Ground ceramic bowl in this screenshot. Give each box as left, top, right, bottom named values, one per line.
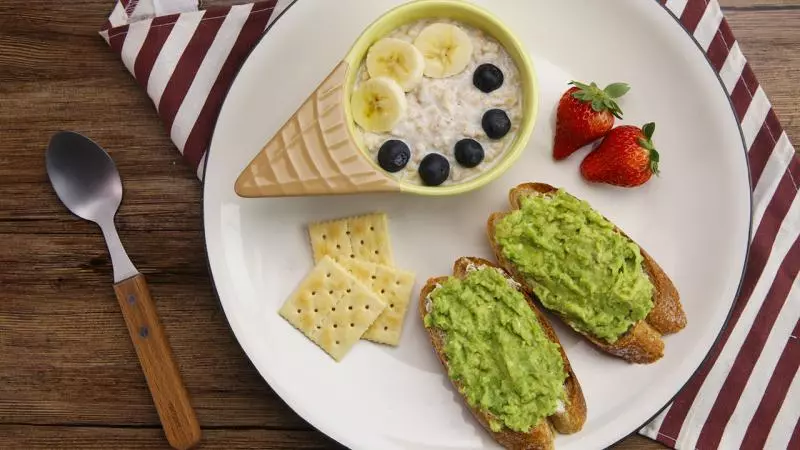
left=342, top=0, right=539, bottom=196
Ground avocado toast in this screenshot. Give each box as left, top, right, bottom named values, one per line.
left=488, top=183, right=687, bottom=364
left=420, top=257, right=586, bottom=450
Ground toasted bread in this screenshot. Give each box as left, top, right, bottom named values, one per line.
left=419, top=257, right=587, bottom=450
left=487, top=183, right=687, bottom=364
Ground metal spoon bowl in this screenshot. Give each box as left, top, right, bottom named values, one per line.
left=46, top=132, right=135, bottom=282
left=46, top=131, right=122, bottom=222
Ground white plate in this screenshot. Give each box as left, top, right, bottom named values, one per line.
left=204, top=1, right=752, bottom=448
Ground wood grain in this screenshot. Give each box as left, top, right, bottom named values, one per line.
left=0, top=425, right=342, bottom=449
left=113, top=274, right=202, bottom=450
left=0, top=0, right=797, bottom=449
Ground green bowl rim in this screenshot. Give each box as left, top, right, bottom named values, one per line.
left=342, top=0, right=539, bottom=196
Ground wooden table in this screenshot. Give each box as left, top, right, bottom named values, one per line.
left=1, top=0, right=797, bottom=448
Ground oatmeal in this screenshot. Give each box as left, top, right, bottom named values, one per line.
left=350, top=19, right=524, bottom=187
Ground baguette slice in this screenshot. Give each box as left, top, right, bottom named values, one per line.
left=420, top=257, right=587, bottom=450
left=487, top=182, right=687, bottom=364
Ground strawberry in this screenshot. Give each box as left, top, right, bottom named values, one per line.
left=580, top=122, right=660, bottom=188
left=553, top=81, right=630, bottom=160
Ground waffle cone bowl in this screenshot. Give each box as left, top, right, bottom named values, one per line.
left=235, top=0, right=538, bottom=198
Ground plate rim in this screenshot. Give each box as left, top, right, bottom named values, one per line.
left=201, top=0, right=754, bottom=448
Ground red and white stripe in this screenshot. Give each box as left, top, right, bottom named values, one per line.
left=100, top=0, right=290, bottom=179
left=640, top=1, right=800, bottom=449
left=101, top=1, right=799, bottom=448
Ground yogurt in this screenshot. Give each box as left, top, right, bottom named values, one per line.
left=354, top=19, right=524, bottom=186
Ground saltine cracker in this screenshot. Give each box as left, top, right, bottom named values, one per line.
left=279, top=256, right=386, bottom=360
left=308, top=213, right=393, bottom=265
left=339, top=259, right=415, bottom=346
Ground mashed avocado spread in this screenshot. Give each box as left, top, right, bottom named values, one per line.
left=494, top=190, right=655, bottom=343
left=424, top=267, right=567, bottom=433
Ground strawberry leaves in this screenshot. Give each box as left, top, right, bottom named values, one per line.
left=604, top=83, right=631, bottom=99
left=638, top=122, right=660, bottom=175
left=569, top=80, right=631, bottom=119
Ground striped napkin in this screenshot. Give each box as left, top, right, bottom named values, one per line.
left=100, top=1, right=799, bottom=448
left=99, top=0, right=292, bottom=179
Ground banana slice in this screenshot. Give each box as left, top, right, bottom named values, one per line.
left=351, top=77, right=408, bottom=133
left=366, top=38, right=425, bottom=91
left=413, top=23, right=473, bottom=78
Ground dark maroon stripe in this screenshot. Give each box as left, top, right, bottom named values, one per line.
left=659, top=160, right=798, bottom=442
left=730, top=69, right=754, bottom=120
left=748, top=111, right=779, bottom=188
left=107, top=23, right=132, bottom=39
left=741, top=61, right=759, bottom=93
left=157, top=7, right=231, bottom=134
left=150, top=14, right=180, bottom=26
left=182, top=2, right=277, bottom=169
left=764, top=108, right=783, bottom=142
left=740, top=318, right=800, bottom=449
left=680, top=0, right=709, bottom=34
left=718, top=19, right=735, bottom=50
left=789, top=418, right=800, bottom=450
left=125, top=0, right=140, bottom=16
left=655, top=430, right=677, bottom=448
left=707, top=31, right=731, bottom=72
left=694, top=234, right=800, bottom=449
left=108, top=25, right=130, bottom=54
left=132, top=14, right=180, bottom=88
left=791, top=152, right=800, bottom=184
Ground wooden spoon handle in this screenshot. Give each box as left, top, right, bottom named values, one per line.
left=114, top=274, right=201, bottom=450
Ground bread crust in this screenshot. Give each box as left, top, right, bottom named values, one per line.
left=419, top=257, right=587, bottom=449
left=488, top=182, right=687, bottom=364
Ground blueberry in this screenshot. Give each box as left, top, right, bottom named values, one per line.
left=418, top=153, right=450, bottom=186
left=377, top=140, right=411, bottom=173
left=454, top=139, right=485, bottom=168
left=473, top=64, right=504, bottom=93
left=482, top=109, right=511, bottom=140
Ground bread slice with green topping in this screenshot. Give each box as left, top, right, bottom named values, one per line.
left=419, top=257, right=586, bottom=450
left=487, top=183, right=687, bottom=364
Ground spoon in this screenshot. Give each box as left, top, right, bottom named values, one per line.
left=45, top=131, right=201, bottom=450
